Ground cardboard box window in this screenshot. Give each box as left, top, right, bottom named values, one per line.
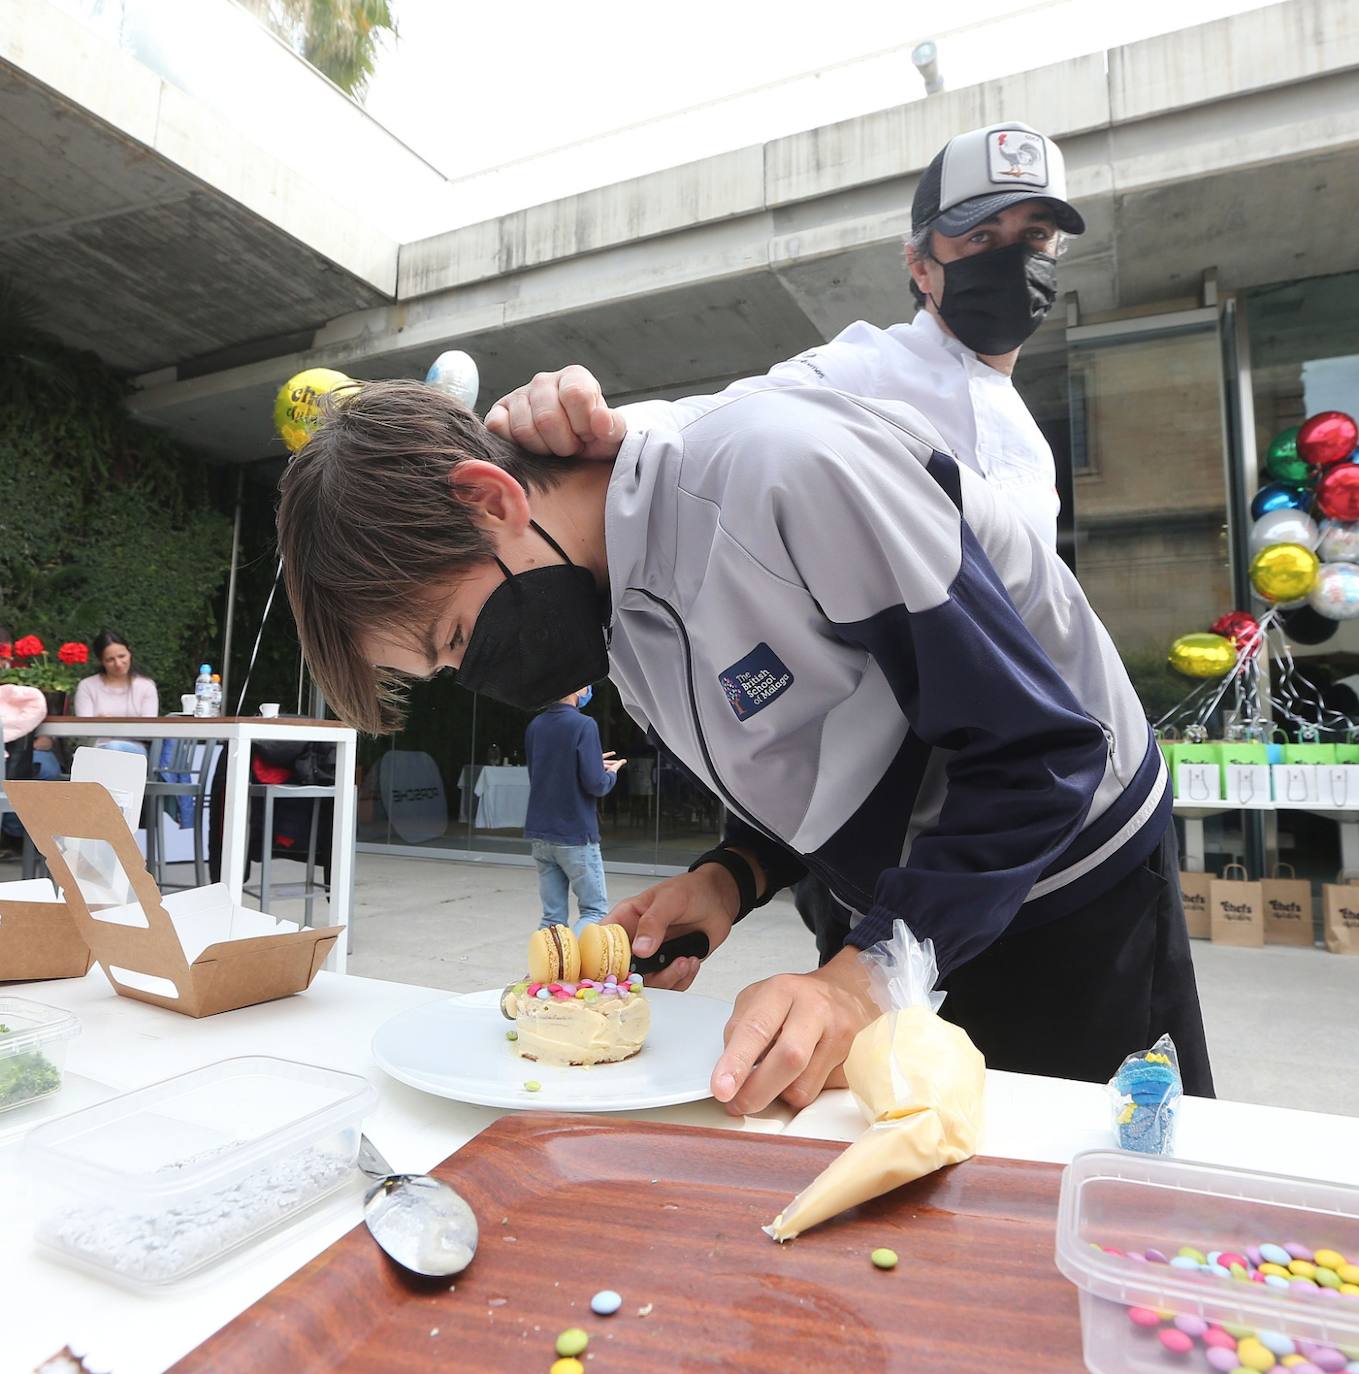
left=6, top=781, right=341, bottom=1017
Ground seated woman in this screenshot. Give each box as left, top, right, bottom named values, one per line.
left=73, top=630, right=159, bottom=755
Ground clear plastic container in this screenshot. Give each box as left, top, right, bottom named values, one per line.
left=1057, top=1150, right=1359, bottom=1374
left=24, top=1055, right=377, bottom=1288
left=0, top=996, right=80, bottom=1115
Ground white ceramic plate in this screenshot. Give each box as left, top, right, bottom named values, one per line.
left=371, top=988, right=732, bottom=1112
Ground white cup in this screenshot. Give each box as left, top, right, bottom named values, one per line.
left=180, top=694, right=197, bottom=715
left=258, top=703, right=280, bottom=718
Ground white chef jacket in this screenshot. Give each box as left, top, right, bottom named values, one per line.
left=621, top=309, right=1060, bottom=548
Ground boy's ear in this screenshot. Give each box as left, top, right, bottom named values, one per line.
left=448, top=460, right=530, bottom=531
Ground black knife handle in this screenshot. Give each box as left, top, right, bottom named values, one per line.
left=630, top=930, right=711, bottom=975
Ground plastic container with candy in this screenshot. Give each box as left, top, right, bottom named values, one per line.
left=1056, top=1150, right=1359, bottom=1374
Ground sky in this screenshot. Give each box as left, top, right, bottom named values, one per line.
left=361, top=0, right=1284, bottom=225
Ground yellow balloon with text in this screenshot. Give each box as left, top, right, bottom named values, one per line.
left=273, top=367, right=355, bottom=453
left=1168, top=633, right=1236, bottom=679
left=1249, top=542, right=1320, bottom=603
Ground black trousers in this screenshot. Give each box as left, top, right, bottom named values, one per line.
left=794, top=824, right=1215, bottom=1097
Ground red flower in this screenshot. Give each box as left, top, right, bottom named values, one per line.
left=13, top=634, right=44, bottom=658
left=0, top=642, right=11, bottom=660
left=57, top=642, right=90, bottom=665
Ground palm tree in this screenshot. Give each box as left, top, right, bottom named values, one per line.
left=239, top=0, right=397, bottom=100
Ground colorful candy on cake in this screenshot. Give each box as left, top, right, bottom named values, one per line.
left=500, top=923, right=650, bottom=1066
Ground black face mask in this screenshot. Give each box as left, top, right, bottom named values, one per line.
left=933, top=241, right=1058, bottom=356
left=455, top=522, right=610, bottom=712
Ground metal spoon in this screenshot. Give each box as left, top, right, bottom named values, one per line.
left=357, top=1134, right=479, bottom=1277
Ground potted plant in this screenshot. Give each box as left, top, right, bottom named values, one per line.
left=0, top=635, right=90, bottom=716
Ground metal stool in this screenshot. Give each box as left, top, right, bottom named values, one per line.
left=143, top=738, right=213, bottom=890
left=243, top=782, right=335, bottom=926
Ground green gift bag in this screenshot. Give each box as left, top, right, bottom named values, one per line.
left=1172, top=742, right=1222, bottom=801
left=1212, top=741, right=1269, bottom=767
left=1334, top=743, right=1359, bottom=765
left=1282, top=743, right=1338, bottom=764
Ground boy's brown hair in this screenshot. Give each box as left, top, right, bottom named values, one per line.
left=276, top=378, right=569, bottom=734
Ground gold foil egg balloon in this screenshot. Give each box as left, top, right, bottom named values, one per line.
left=274, top=367, right=355, bottom=453
left=1249, top=542, right=1319, bottom=603
left=1168, top=633, right=1236, bottom=679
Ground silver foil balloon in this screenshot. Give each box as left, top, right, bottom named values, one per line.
left=1249, top=508, right=1320, bottom=555
left=1308, top=561, right=1359, bottom=620
left=424, top=350, right=481, bottom=409
left=1318, top=518, right=1359, bottom=564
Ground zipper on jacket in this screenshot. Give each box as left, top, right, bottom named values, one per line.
left=632, top=588, right=786, bottom=850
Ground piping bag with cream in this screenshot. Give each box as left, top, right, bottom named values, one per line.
left=764, top=920, right=985, bottom=1242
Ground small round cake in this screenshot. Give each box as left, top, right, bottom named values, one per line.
left=503, top=924, right=650, bottom=1066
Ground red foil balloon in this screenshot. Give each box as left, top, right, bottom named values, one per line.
left=1298, top=410, right=1359, bottom=468
left=1209, top=611, right=1261, bottom=651
left=1316, top=461, right=1359, bottom=521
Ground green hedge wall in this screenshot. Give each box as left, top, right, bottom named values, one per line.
left=0, top=330, right=234, bottom=695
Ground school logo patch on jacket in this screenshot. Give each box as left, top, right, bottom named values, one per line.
left=719, top=643, right=794, bottom=720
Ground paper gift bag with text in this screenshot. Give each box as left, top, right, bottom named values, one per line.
left=1170, top=743, right=1220, bottom=802
left=1271, top=764, right=1319, bottom=806
left=1316, top=764, right=1359, bottom=809
left=1322, top=884, right=1359, bottom=955
left=1259, top=865, right=1314, bottom=948
left=1209, top=864, right=1264, bottom=948
left=1178, top=869, right=1213, bottom=940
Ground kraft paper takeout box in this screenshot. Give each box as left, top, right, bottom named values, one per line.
left=0, top=878, right=94, bottom=982
left=6, top=780, right=342, bottom=1017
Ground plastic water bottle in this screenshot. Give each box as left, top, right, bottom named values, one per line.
left=193, top=664, right=213, bottom=718
left=209, top=674, right=223, bottom=717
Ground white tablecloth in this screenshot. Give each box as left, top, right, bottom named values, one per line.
left=472, top=764, right=530, bottom=830
left=6, top=966, right=1359, bottom=1373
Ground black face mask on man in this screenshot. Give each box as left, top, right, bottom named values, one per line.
left=932, top=240, right=1058, bottom=356
left=455, top=521, right=610, bottom=712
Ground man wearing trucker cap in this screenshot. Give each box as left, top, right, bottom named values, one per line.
left=488, top=118, right=1081, bottom=548
left=486, top=119, right=1100, bottom=984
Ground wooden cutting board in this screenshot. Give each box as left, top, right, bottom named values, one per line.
left=172, top=1114, right=1083, bottom=1373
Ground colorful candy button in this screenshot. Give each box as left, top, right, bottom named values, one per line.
left=590, top=1289, right=622, bottom=1316
left=871, top=1248, right=899, bottom=1270
left=1316, top=1268, right=1343, bottom=1289
left=1285, top=1244, right=1315, bottom=1261
left=1176, top=1316, right=1210, bottom=1339
left=506, top=1029, right=518, bottom=1041
left=1261, top=1264, right=1290, bottom=1278
left=1178, top=1247, right=1209, bottom=1264
left=1171, top=1256, right=1203, bottom=1270
left=555, top=1329, right=589, bottom=1358
left=1259, top=1334, right=1297, bottom=1359
left=1340, top=1265, right=1359, bottom=1285
left=1290, top=1260, right=1318, bottom=1279
left=1260, top=1244, right=1293, bottom=1266
left=1206, top=1329, right=1239, bottom=1350
left=1237, top=1338, right=1278, bottom=1371
left=524, top=1080, right=541, bottom=1091
left=1129, top=1308, right=1162, bottom=1328
left=1315, top=1250, right=1347, bottom=1271
left=550, top=1361, right=584, bottom=1374
left=1208, top=1350, right=1241, bottom=1374
left=1161, top=1329, right=1196, bottom=1355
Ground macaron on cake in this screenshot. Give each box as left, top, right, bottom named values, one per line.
left=501, top=923, right=650, bottom=1067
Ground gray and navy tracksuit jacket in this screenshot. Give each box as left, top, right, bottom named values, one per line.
left=602, top=386, right=1169, bottom=978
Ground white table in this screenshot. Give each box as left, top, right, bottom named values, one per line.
left=42, top=717, right=357, bottom=972
left=1175, top=800, right=1359, bottom=873
left=6, top=967, right=1359, bottom=1373
left=472, top=763, right=531, bottom=830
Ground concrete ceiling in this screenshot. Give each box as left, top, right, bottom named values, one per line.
left=0, top=59, right=389, bottom=375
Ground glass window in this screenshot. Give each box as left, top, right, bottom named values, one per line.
left=1063, top=318, right=1232, bottom=720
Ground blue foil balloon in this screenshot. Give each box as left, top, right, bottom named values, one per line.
left=1251, top=482, right=1311, bottom=520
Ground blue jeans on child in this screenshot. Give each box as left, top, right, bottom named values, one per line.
left=531, top=839, right=609, bottom=929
